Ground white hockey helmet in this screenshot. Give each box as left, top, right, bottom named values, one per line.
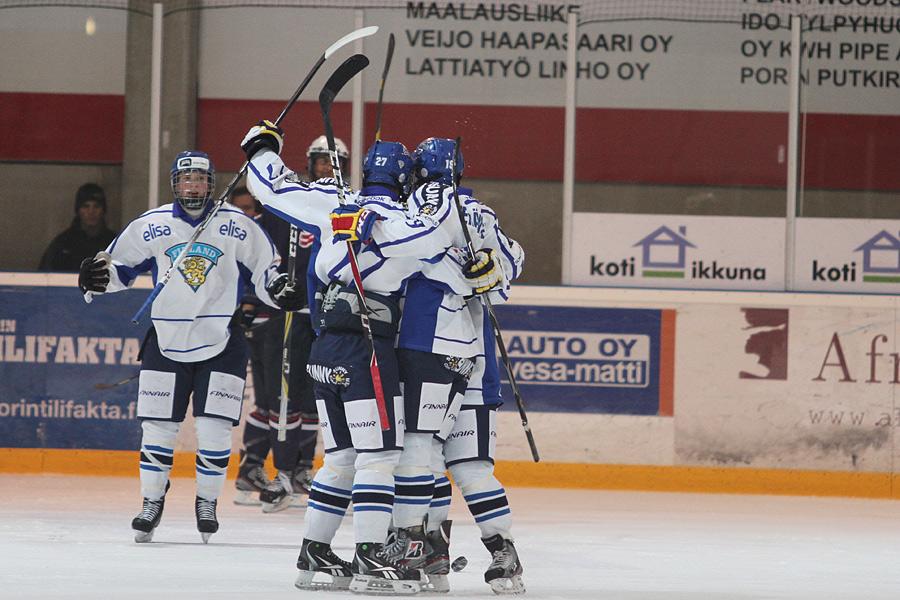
left=307, top=135, right=349, bottom=176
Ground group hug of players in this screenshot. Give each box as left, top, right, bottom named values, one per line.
left=78, top=120, right=526, bottom=595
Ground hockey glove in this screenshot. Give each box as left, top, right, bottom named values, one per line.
left=241, top=120, right=284, bottom=161
left=330, top=204, right=381, bottom=243
left=266, top=273, right=305, bottom=312
left=78, top=252, right=111, bottom=294
left=464, top=249, right=503, bottom=294
left=237, top=302, right=259, bottom=330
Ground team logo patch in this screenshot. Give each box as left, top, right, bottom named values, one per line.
left=418, top=202, right=439, bottom=217
left=165, top=243, right=224, bottom=291
left=329, top=366, right=351, bottom=387
left=444, top=356, right=475, bottom=379
left=307, top=364, right=351, bottom=388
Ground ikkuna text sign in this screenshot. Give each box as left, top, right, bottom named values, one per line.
left=571, top=213, right=786, bottom=290
left=794, top=218, right=900, bottom=294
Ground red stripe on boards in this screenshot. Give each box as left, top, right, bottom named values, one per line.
left=4, top=92, right=900, bottom=192
left=0, top=92, right=124, bottom=163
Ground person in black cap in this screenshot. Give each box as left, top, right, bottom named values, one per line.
left=38, top=183, right=118, bottom=272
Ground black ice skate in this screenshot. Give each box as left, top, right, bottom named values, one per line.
left=195, top=497, right=219, bottom=543
left=482, top=534, right=525, bottom=595
left=233, top=463, right=270, bottom=506
left=131, top=496, right=165, bottom=543
left=260, top=470, right=294, bottom=513
left=349, top=542, right=421, bottom=595
left=423, top=520, right=452, bottom=593
left=383, top=526, right=429, bottom=569
left=294, top=539, right=353, bottom=591
left=292, top=465, right=314, bottom=495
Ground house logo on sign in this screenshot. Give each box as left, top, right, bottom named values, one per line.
left=633, top=225, right=695, bottom=279
left=853, top=231, right=900, bottom=283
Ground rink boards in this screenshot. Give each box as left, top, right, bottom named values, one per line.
left=4, top=273, right=900, bottom=498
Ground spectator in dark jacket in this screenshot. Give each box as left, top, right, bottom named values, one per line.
left=38, top=183, right=117, bottom=272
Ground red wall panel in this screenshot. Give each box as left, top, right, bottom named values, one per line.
left=4, top=91, right=900, bottom=193
left=0, top=92, right=124, bottom=163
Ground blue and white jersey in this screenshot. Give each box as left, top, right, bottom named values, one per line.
left=246, top=149, right=469, bottom=299
left=104, top=202, right=282, bottom=363
left=395, top=184, right=525, bottom=359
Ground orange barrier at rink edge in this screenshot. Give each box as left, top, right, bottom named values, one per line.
left=3, top=448, right=900, bottom=500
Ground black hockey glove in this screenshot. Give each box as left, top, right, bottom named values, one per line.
left=241, top=120, right=284, bottom=161
left=266, top=273, right=305, bottom=312
left=78, top=253, right=111, bottom=294
left=237, top=303, right=258, bottom=330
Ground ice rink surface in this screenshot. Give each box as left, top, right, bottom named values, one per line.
left=3, top=474, right=900, bottom=599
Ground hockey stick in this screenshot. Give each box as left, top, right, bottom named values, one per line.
left=319, top=54, right=391, bottom=432
left=373, top=33, right=395, bottom=142
left=93, top=373, right=139, bottom=390
left=450, top=138, right=540, bottom=462
left=131, top=25, right=379, bottom=324
left=276, top=225, right=300, bottom=442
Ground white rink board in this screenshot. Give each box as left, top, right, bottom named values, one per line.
left=499, top=286, right=900, bottom=473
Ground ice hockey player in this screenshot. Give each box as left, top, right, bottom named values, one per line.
left=243, top=121, right=481, bottom=594
left=239, top=134, right=350, bottom=513
left=78, top=151, right=305, bottom=543
left=388, top=138, right=527, bottom=595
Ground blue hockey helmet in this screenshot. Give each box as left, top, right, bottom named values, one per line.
left=411, top=137, right=464, bottom=186
left=170, top=151, right=215, bottom=214
left=362, top=141, right=412, bottom=196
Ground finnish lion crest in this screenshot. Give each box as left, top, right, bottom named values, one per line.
left=165, top=243, right=224, bottom=291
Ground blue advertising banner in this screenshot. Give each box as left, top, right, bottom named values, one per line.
left=492, top=305, right=675, bottom=416
left=0, top=283, right=145, bottom=450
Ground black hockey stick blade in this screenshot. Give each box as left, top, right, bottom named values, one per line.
left=94, top=373, right=139, bottom=390
left=374, top=33, right=395, bottom=142
left=319, top=54, right=370, bottom=148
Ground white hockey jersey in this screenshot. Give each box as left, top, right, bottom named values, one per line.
left=396, top=184, right=525, bottom=359
left=103, top=202, right=282, bottom=362
left=246, top=149, right=472, bottom=300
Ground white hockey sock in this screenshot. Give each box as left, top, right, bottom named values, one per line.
left=304, top=449, right=354, bottom=543
left=393, top=433, right=435, bottom=528
left=427, top=474, right=452, bottom=531
left=195, top=416, right=232, bottom=501
left=353, top=450, right=401, bottom=543
left=139, top=420, right=179, bottom=500
left=451, top=461, right=514, bottom=540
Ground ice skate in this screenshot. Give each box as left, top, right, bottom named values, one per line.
left=290, top=466, right=313, bottom=507
left=383, top=526, right=429, bottom=569
left=482, top=534, right=525, bottom=595
left=292, top=465, right=314, bottom=494
left=233, top=463, right=269, bottom=506
left=195, top=497, right=219, bottom=543
left=131, top=496, right=165, bottom=543
left=349, top=542, right=421, bottom=595
left=260, top=470, right=294, bottom=513
left=294, top=538, right=353, bottom=591
left=422, top=520, right=452, bottom=593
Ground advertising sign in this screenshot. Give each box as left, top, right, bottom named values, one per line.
left=0, top=284, right=144, bottom=450
left=493, top=304, right=675, bottom=416
left=795, top=218, right=900, bottom=293
left=674, top=301, right=900, bottom=472
left=570, top=213, right=786, bottom=290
